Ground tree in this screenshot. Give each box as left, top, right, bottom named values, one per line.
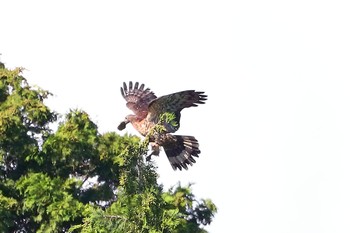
left=0, top=62, right=217, bottom=232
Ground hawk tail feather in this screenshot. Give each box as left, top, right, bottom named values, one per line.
left=162, top=135, right=200, bottom=171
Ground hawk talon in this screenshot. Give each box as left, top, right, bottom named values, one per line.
left=146, top=147, right=159, bottom=162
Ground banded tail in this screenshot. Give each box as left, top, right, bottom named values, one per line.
left=160, top=135, right=200, bottom=170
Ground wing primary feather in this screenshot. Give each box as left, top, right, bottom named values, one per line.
left=139, top=84, right=145, bottom=91
left=120, top=81, right=158, bottom=118
left=123, top=82, right=127, bottom=93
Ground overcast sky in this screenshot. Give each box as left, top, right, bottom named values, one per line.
left=1, top=1, right=350, bottom=232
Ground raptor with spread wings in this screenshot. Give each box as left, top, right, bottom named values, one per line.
left=118, top=81, right=207, bottom=170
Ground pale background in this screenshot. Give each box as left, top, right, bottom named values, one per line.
left=1, top=1, right=350, bottom=232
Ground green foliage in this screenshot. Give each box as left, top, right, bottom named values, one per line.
left=158, top=112, right=178, bottom=131
left=0, top=63, right=217, bottom=232
left=144, top=112, right=178, bottom=145
left=0, top=188, right=18, bottom=231
left=42, top=110, right=100, bottom=178
left=16, top=173, right=85, bottom=232
left=0, top=66, right=57, bottom=180
left=155, top=112, right=178, bottom=133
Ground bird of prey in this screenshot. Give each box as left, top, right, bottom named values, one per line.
left=118, top=81, right=207, bottom=170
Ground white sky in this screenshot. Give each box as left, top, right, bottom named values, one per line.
left=1, top=1, right=350, bottom=232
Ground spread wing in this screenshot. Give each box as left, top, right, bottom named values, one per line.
left=120, top=81, right=157, bottom=119
left=147, top=90, right=207, bottom=128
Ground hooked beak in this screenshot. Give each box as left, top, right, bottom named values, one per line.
left=117, top=119, right=129, bottom=131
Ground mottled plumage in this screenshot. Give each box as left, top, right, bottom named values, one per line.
left=118, top=81, right=207, bottom=170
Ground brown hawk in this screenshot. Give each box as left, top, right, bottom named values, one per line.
left=118, top=81, right=207, bottom=170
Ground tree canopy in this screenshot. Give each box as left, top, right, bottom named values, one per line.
left=0, top=62, right=217, bottom=232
